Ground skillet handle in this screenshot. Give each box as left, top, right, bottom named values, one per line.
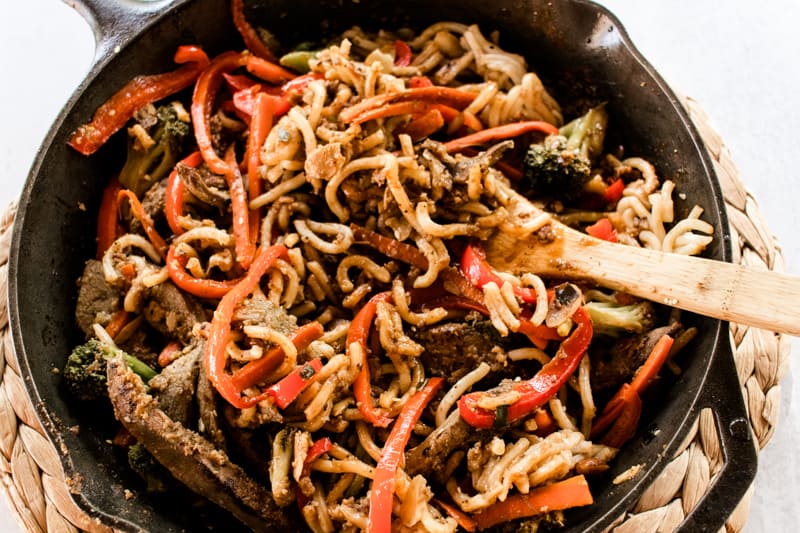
left=677, top=335, right=758, bottom=531
left=64, top=0, right=180, bottom=61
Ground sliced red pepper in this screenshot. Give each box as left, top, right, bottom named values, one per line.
left=117, top=189, right=167, bottom=255
left=458, top=307, right=592, bottom=429
left=602, top=178, right=625, bottom=204
left=223, top=72, right=258, bottom=92
left=435, top=499, right=477, bottom=532
left=281, top=72, right=324, bottom=95
left=157, top=341, right=183, bottom=368
left=585, top=218, right=617, bottom=242
left=96, top=175, right=123, bottom=259
left=245, top=54, right=297, bottom=84
left=205, top=245, right=288, bottom=408
left=350, top=224, right=429, bottom=270
left=444, top=121, right=559, bottom=153
left=590, top=334, right=674, bottom=447
left=340, top=86, right=477, bottom=124
left=166, top=244, right=243, bottom=299
left=347, top=100, right=432, bottom=125
left=232, top=85, right=292, bottom=120
left=192, top=50, right=247, bottom=175
left=349, top=292, right=394, bottom=428
left=247, top=92, right=274, bottom=249
left=223, top=146, right=253, bottom=269
left=231, top=321, right=324, bottom=390
left=408, top=76, right=433, bottom=89
left=104, top=309, right=132, bottom=340
left=230, top=0, right=278, bottom=62
left=368, top=377, right=444, bottom=533
left=394, top=40, right=412, bottom=67
left=461, top=242, right=538, bottom=303
left=296, top=437, right=334, bottom=508
left=69, top=45, right=210, bottom=156
left=165, top=151, right=203, bottom=236
left=266, top=358, right=324, bottom=409
left=471, top=475, right=593, bottom=530
left=397, top=107, right=445, bottom=141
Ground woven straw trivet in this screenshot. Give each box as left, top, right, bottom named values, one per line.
left=0, top=96, right=789, bottom=533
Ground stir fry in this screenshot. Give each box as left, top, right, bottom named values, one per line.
left=64, top=2, right=714, bottom=531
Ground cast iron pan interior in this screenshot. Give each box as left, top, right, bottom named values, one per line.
left=9, top=0, right=755, bottom=531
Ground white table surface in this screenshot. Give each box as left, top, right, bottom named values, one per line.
left=0, top=1, right=797, bottom=531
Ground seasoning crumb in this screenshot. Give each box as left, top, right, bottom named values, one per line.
left=124, top=489, right=134, bottom=500
left=613, top=463, right=643, bottom=484
left=77, top=202, right=86, bottom=212
left=69, top=425, right=80, bottom=435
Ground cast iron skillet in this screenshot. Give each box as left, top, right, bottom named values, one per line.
left=9, top=0, right=757, bottom=531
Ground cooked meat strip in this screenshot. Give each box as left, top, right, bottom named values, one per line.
left=412, top=320, right=511, bottom=385
left=142, top=281, right=206, bottom=343
left=590, top=322, right=682, bottom=397
left=148, top=346, right=200, bottom=426
left=75, top=259, right=121, bottom=337
left=196, top=340, right=228, bottom=451
left=107, top=356, right=292, bottom=531
left=233, top=295, right=297, bottom=335
left=177, top=161, right=229, bottom=210
left=405, top=410, right=481, bottom=482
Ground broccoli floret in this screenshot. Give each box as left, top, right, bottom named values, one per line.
left=63, top=338, right=157, bottom=402
left=127, top=442, right=175, bottom=493
left=523, top=104, right=608, bottom=199
left=119, top=102, right=191, bottom=196
left=585, top=299, right=656, bottom=337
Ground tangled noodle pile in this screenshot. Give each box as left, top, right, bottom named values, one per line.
left=65, top=2, right=714, bottom=531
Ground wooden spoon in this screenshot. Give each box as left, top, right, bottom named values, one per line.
left=485, top=189, right=800, bottom=336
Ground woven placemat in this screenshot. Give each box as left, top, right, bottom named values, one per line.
left=0, top=96, right=789, bottom=533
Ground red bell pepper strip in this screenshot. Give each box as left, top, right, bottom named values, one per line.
left=267, top=358, right=324, bottom=409
left=223, top=72, right=258, bottom=92
left=247, top=92, right=274, bottom=248
left=394, top=40, right=412, bottom=66
left=408, top=76, right=433, bottom=88
left=166, top=244, right=243, bottom=299
left=165, top=151, right=203, bottom=236
left=117, top=189, right=167, bottom=255
left=230, top=0, right=278, bottom=62
left=443, top=121, right=559, bottom=153
left=223, top=146, right=253, bottom=269
left=435, top=499, right=477, bottom=532
left=157, top=341, right=182, bottom=368
left=340, top=86, right=477, bottom=124
left=104, top=309, right=132, bottom=340
left=69, top=45, right=210, bottom=156
left=397, top=107, right=445, bottom=141
left=602, top=178, right=625, bottom=204
left=205, top=244, right=288, bottom=408
left=471, top=475, right=594, bottom=530
left=368, top=377, right=444, bottom=533
left=233, top=86, right=292, bottom=119
left=281, top=72, right=324, bottom=95
left=585, top=218, right=617, bottom=242
left=349, top=292, right=394, bottom=428
left=590, top=334, right=674, bottom=447
left=245, top=54, right=297, bottom=84
left=96, top=175, right=123, bottom=259
left=533, top=408, right=556, bottom=437
left=461, top=242, right=538, bottom=303
left=231, top=321, right=324, bottom=390
left=350, top=224, right=429, bottom=270
left=458, top=307, right=592, bottom=429
left=347, top=100, right=432, bottom=125
left=192, top=50, right=247, bottom=175
left=296, top=436, right=334, bottom=508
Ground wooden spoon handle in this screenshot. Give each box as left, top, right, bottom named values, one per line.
left=488, top=229, right=800, bottom=336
